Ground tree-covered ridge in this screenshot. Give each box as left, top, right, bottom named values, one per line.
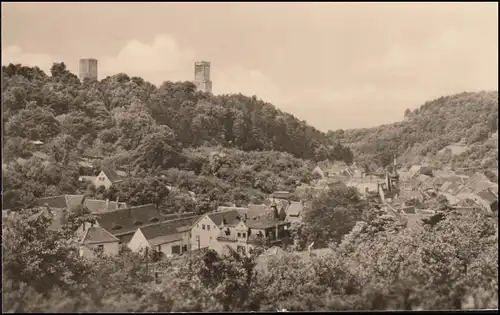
left=329, top=91, right=498, bottom=170
left=2, top=62, right=352, bottom=161
left=1, top=62, right=352, bottom=211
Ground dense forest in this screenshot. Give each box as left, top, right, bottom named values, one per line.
left=1, top=62, right=353, bottom=211
left=331, top=91, right=498, bottom=170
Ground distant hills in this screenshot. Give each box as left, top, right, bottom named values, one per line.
left=328, top=91, right=498, bottom=170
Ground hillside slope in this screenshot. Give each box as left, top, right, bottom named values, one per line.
left=329, top=91, right=498, bottom=170
left=1, top=62, right=352, bottom=210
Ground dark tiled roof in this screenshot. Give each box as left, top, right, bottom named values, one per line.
left=139, top=215, right=200, bottom=247
left=102, top=168, right=124, bottom=183
left=247, top=204, right=273, bottom=219
left=84, top=199, right=128, bottom=214
left=161, top=212, right=198, bottom=221
left=80, top=226, right=119, bottom=244
left=477, top=189, right=497, bottom=204
left=118, top=233, right=134, bottom=244
left=216, top=206, right=248, bottom=212
left=95, top=204, right=162, bottom=235
left=35, top=195, right=85, bottom=209
left=141, top=216, right=200, bottom=240
left=208, top=209, right=242, bottom=226
left=245, top=219, right=289, bottom=230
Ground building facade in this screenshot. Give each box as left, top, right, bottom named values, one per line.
left=79, top=58, right=98, bottom=81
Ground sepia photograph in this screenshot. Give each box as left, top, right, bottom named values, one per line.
left=1, top=1, right=498, bottom=312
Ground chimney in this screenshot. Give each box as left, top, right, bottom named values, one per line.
left=83, top=222, right=86, bottom=231
left=116, top=195, right=119, bottom=207
left=275, top=224, right=279, bottom=241
left=106, top=198, right=109, bottom=210
left=244, top=213, right=247, bottom=222
left=271, top=202, right=279, bottom=220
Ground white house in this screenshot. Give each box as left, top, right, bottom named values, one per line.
left=77, top=222, right=120, bottom=259
left=128, top=216, right=199, bottom=257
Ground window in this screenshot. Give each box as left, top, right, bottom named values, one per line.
left=202, top=224, right=206, bottom=230
left=196, top=235, right=200, bottom=241
left=182, top=245, right=188, bottom=253
left=97, top=244, right=104, bottom=257
left=172, top=245, right=181, bottom=255
left=242, top=233, right=246, bottom=238
left=237, top=232, right=241, bottom=237
left=207, top=225, right=210, bottom=231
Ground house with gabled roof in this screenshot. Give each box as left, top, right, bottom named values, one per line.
left=190, top=209, right=242, bottom=251
left=312, top=166, right=325, bottom=179
left=212, top=211, right=291, bottom=256
left=128, top=215, right=200, bottom=258
left=93, top=168, right=126, bottom=189
left=34, top=195, right=85, bottom=230
left=77, top=222, right=120, bottom=259
left=87, top=204, right=165, bottom=244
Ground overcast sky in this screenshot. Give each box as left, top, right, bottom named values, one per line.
left=2, top=2, right=498, bottom=131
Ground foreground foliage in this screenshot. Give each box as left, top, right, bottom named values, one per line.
left=3, top=203, right=497, bottom=312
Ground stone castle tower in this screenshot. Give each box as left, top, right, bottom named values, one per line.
left=194, top=61, right=212, bottom=93
left=79, top=58, right=98, bottom=81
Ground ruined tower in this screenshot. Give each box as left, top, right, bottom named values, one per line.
left=194, top=61, right=212, bottom=93
left=79, top=58, right=98, bottom=81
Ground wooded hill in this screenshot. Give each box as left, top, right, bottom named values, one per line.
left=1, top=63, right=352, bottom=210
left=329, top=91, right=498, bottom=170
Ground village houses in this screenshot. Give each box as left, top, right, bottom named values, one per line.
left=79, top=168, right=128, bottom=190
left=77, top=222, right=121, bottom=259
left=128, top=215, right=200, bottom=257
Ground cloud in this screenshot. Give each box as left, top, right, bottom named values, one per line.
left=102, top=34, right=284, bottom=104
left=2, top=46, right=55, bottom=74
left=1, top=34, right=284, bottom=107
left=350, top=28, right=498, bottom=93
left=212, top=64, right=282, bottom=104
left=100, top=34, right=196, bottom=84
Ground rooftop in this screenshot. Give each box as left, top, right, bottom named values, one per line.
left=245, top=218, right=290, bottom=230
left=79, top=226, right=119, bottom=245
left=95, top=204, right=163, bottom=236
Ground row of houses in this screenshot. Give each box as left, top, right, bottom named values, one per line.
left=397, top=167, right=498, bottom=213
left=26, top=191, right=303, bottom=260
